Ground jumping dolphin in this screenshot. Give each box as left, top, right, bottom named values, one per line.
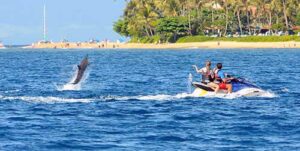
left=72, top=55, right=89, bottom=84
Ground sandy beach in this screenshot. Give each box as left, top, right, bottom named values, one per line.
left=122, top=41, right=300, bottom=49
left=26, top=41, right=300, bottom=49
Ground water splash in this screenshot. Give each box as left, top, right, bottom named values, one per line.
left=56, top=66, right=90, bottom=91
left=187, top=73, right=193, bottom=94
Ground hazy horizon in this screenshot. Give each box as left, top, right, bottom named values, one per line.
left=0, top=0, right=126, bottom=45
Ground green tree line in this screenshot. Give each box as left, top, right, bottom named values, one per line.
left=114, top=0, right=300, bottom=43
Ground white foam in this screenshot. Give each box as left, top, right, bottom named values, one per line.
left=191, top=88, right=278, bottom=99
left=101, top=89, right=277, bottom=101
left=235, top=88, right=277, bottom=98
left=137, top=94, right=186, bottom=101
left=0, top=89, right=277, bottom=104
left=4, top=89, right=20, bottom=94
left=281, top=87, right=289, bottom=92
left=57, top=83, right=81, bottom=91
left=0, top=95, right=92, bottom=103
left=102, top=93, right=193, bottom=101
left=257, top=90, right=278, bottom=98
left=0, top=87, right=278, bottom=104
left=56, top=67, right=90, bottom=91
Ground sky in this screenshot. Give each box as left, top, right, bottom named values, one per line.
left=0, top=0, right=126, bottom=45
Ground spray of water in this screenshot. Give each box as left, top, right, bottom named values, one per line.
left=56, top=66, right=90, bottom=91
left=187, top=73, right=193, bottom=94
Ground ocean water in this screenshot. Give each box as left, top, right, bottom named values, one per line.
left=0, top=48, right=299, bottom=150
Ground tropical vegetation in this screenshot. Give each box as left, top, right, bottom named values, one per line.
left=114, top=0, right=300, bottom=43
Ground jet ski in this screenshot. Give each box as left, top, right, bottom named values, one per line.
left=191, top=78, right=265, bottom=97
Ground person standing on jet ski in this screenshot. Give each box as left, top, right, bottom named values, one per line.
left=213, top=63, right=233, bottom=94
left=192, top=61, right=219, bottom=92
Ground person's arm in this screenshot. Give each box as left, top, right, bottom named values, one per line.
left=222, top=74, right=234, bottom=82
left=192, top=65, right=201, bottom=73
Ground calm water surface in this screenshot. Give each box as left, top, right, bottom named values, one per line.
left=0, top=48, right=299, bottom=150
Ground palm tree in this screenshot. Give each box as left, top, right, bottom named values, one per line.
left=225, top=0, right=229, bottom=36
left=230, top=0, right=244, bottom=35
left=154, top=0, right=180, bottom=17
left=271, top=0, right=283, bottom=25
left=124, top=0, right=159, bottom=37
left=282, top=0, right=289, bottom=30
left=242, top=0, right=251, bottom=34
left=286, top=0, right=299, bottom=27
left=117, top=0, right=300, bottom=40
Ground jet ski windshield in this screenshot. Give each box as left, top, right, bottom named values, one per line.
left=231, top=78, right=259, bottom=92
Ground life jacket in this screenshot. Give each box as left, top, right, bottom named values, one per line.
left=213, top=69, right=223, bottom=83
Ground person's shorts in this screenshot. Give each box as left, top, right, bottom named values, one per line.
left=219, top=82, right=227, bottom=89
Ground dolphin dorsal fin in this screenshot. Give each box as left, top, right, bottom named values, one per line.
left=77, top=65, right=81, bottom=70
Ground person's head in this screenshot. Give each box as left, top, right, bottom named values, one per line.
left=217, top=63, right=222, bottom=69
left=205, top=60, right=211, bottom=67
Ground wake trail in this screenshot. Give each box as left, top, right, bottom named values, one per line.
left=102, top=89, right=277, bottom=101
left=0, top=89, right=277, bottom=104
left=0, top=95, right=92, bottom=103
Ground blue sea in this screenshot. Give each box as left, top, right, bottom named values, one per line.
left=0, top=48, right=299, bottom=150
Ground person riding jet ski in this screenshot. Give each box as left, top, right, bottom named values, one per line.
left=191, top=62, right=264, bottom=97
left=192, top=61, right=219, bottom=92
left=213, top=63, right=233, bottom=94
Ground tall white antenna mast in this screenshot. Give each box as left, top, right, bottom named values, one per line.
left=43, top=3, right=47, bottom=41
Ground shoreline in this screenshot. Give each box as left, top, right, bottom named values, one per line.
left=122, top=41, right=300, bottom=49
left=23, top=41, right=300, bottom=49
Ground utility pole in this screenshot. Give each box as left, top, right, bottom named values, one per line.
left=43, top=3, right=47, bottom=41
